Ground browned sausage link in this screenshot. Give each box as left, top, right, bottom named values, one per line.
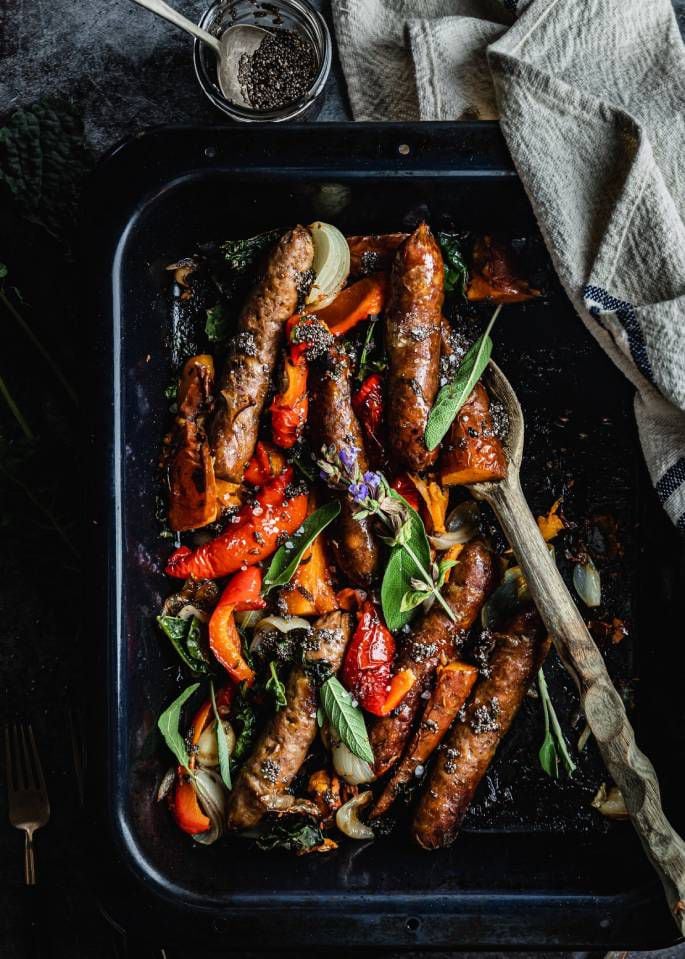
left=369, top=540, right=495, bottom=776
left=411, top=608, right=550, bottom=850
left=309, top=350, right=380, bottom=587
left=226, top=611, right=352, bottom=830
left=385, top=223, right=444, bottom=473
left=210, top=225, right=314, bottom=482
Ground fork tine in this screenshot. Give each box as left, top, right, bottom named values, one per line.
left=26, top=725, right=47, bottom=794
left=4, top=725, right=15, bottom=793
left=11, top=724, right=26, bottom=790
left=20, top=724, right=36, bottom=789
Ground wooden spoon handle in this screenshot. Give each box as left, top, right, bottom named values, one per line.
left=482, top=473, right=685, bottom=932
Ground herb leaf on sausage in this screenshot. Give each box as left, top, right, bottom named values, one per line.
left=263, top=500, right=340, bottom=591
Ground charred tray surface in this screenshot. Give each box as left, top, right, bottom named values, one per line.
left=85, top=124, right=685, bottom=951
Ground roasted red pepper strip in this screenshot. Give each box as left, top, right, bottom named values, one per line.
left=210, top=569, right=266, bottom=684
left=270, top=354, right=309, bottom=449
left=217, top=566, right=266, bottom=612
left=165, top=468, right=308, bottom=580
left=244, top=441, right=287, bottom=486
left=341, top=601, right=413, bottom=717
left=352, top=372, right=385, bottom=460
left=390, top=474, right=421, bottom=514
left=286, top=313, right=330, bottom=364
left=172, top=774, right=211, bottom=835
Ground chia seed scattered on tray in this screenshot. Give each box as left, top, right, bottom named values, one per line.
left=470, top=697, right=501, bottom=734
left=238, top=30, right=317, bottom=111
left=233, top=330, right=257, bottom=356
left=261, top=759, right=280, bottom=783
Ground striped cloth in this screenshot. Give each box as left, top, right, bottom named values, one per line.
left=332, top=0, right=685, bottom=529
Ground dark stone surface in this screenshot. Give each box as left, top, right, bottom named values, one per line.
left=0, top=2, right=684, bottom=957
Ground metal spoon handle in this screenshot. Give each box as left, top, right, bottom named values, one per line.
left=129, top=0, right=221, bottom=53
left=482, top=472, right=685, bottom=933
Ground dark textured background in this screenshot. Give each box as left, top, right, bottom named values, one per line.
left=1, top=1, right=685, bottom=957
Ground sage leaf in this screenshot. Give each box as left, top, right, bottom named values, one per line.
left=425, top=305, right=502, bottom=451
left=210, top=681, right=232, bottom=790
left=438, top=232, right=469, bottom=296
left=157, top=614, right=210, bottom=675
left=380, top=492, right=432, bottom=632
left=537, top=668, right=576, bottom=778
left=157, top=683, right=200, bottom=773
left=263, top=500, right=340, bottom=591
left=320, top=676, right=374, bottom=764
left=399, top=589, right=429, bottom=614
left=266, top=661, right=287, bottom=710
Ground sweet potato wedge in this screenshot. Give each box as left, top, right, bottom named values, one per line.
left=439, top=382, right=507, bottom=486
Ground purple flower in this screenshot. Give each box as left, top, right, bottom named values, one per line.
left=348, top=482, right=369, bottom=504
left=363, top=471, right=382, bottom=491
left=338, top=446, right=359, bottom=474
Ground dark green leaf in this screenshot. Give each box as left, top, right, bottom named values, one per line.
left=221, top=230, right=282, bottom=272
left=320, top=676, right=374, bottom=764
left=157, top=683, right=200, bottom=772
left=205, top=303, right=230, bottom=343
left=232, top=685, right=257, bottom=763
left=263, top=500, right=340, bottom=590
left=266, top=661, right=287, bottom=710
left=438, top=232, right=469, bottom=295
left=157, top=615, right=210, bottom=675
left=210, top=681, right=232, bottom=790
left=380, top=492, right=432, bottom=632
left=255, top=816, right=323, bottom=852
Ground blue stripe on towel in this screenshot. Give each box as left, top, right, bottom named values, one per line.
left=655, top=457, right=685, bottom=504
left=583, top=284, right=654, bottom=384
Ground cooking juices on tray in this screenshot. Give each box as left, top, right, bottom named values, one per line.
left=157, top=221, right=558, bottom=853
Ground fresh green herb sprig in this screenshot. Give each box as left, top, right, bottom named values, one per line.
left=205, top=302, right=229, bottom=343
left=319, top=676, right=374, bottom=764
left=537, top=667, right=576, bottom=779
left=266, top=661, right=287, bottom=711
left=157, top=683, right=200, bottom=773
left=255, top=816, right=323, bottom=853
left=232, top=684, right=257, bottom=764
left=425, top=304, right=502, bottom=451
left=263, top=500, right=340, bottom=592
left=438, top=232, right=469, bottom=296
left=209, top=680, right=232, bottom=789
left=157, top=615, right=211, bottom=675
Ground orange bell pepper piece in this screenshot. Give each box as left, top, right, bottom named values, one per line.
left=309, top=274, right=388, bottom=336
left=376, top=668, right=416, bottom=717
left=172, top=774, right=211, bottom=835
left=270, top=355, right=309, bottom=449
left=209, top=568, right=265, bottom=685
left=282, top=504, right=338, bottom=616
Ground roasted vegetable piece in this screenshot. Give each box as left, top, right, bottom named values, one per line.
left=371, top=660, right=478, bottom=818
left=412, top=608, right=548, bottom=849
left=210, top=225, right=315, bottom=482
left=389, top=474, right=421, bottom=513
left=244, top=440, right=287, bottom=486
left=309, top=274, right=388, bottom=336
left=385, top=223, right=443, bottom=473
left=347, top=233, right=408, bottom=275
left=467, top=235, right=539, bottom=303
left=165, top=467, right=308, bottom=580
left=352, top=373, right=385, bottom=464
left=438, top=382, right=507, bottom=486
left=370, top=540, right=495, bottom=776
left=270, top=354, right=309, bottom=449
left=309, top=350, right=380, bottom=587
left=226, top=610, right=352, bottom=830
left=209, top=568, right=266, bottom=685
left=165, top=355, right=218, bottom=532
left=410, top=474, right=449, bottom=534
left=307, top=769, right=342, bottom=823
left=341, top=601, right=399, bottom=717
left=281, top=502, right=339, bottom=616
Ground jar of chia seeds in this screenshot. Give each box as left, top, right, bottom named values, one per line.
left=194, top=0, right=332, bottom=122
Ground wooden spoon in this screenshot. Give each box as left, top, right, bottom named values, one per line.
left=470, top=360, right=685, bottom=933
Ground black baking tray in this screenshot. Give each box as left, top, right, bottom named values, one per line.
left=84, top=123, right=685, bottom=951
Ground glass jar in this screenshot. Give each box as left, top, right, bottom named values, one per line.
left=194, top=0, right=332, bottom=122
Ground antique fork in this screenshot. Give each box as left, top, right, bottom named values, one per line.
left=4, top=722, right=50, bottom=884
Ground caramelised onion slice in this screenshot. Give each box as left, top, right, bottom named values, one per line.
left=336, top=790, right=375, bottom=840
left=306, top=221, right=350, bottom=310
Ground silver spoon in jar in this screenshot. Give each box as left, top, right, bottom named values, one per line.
left=129, top=0, right=269, bottom=107
left=470, top=360, right=685, bottom=934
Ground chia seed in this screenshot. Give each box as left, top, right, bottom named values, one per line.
left=238, top=30, right=317, bottom=112
left=470, top=697, right=501, bottom=734
left=261, top=759, right=280, bottom=784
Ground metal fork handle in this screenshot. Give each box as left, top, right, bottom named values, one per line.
left=24, top=830, right=36, bottom=885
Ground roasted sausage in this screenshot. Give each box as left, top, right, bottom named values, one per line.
left=411, top=608, right=549, bottom=849
left=371, top=660, right=478, bottom=818
left=226, top=610, right=352, bottom=831
left=309, top=349, right=380, bottom=587
left=164, top=355, right=218, bottom=532
left=439, top=382, right=507, bottom=486
left=385, top=223, right=444, bottom=473
left=369, top=540, right=495, bottom=776
left=210, top=225, right=314, bottom=482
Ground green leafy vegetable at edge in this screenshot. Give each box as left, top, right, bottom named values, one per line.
left=157, top=683, right=200, bottom=773
left=380, top=493, right=433, bottom=632
left=537, top=668, right=576, bottom=779
left=256, top=817, right=324, bottom=853
left=438, top=232, right=469, bottom=296
left=157, top=615, right=210, bottom=675
left=205, top=303, right=230, bottom=343
left=320, top=676, right=374, bottom=765
left=232, top=684, right=257, bottom=763
left=266, top=661, right=287, bottom=710
left=221, top=230, right=282, bottom=272
left=425, top=304, right=503, bottom=451
left=263, top=500, right=340, bottom=591
left=210, top=680, right=232, bottom=790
